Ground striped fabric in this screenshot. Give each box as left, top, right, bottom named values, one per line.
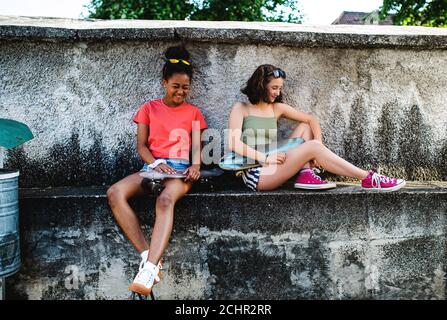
left=240, top=167, right=261, bottom=191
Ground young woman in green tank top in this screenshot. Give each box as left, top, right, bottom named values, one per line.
left=227, top=64, right=406, bottom=192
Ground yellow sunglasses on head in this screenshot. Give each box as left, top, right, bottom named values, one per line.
left=168, top=59, right=190, bottom=65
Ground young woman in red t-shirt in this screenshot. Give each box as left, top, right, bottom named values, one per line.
left=107, top=45, right=207, bottom=297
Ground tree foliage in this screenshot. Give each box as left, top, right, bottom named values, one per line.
left=86, top=0, right=194, bottom=20
left=380, top=0, right=447, bottom=27
left=86, top=0, right=303, bottom=23
left=189, top=0, right=303, bottom=23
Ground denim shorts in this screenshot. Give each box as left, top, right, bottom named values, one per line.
left=141, top=157, right=190, bottom=172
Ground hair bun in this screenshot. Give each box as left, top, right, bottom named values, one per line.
left=165, top=45, right=190, bottom=61
left=162, top=45, right=193, bottom=80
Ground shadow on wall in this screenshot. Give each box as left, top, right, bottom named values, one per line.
left=6, top=102, right=447, bottom=186
left=6, top=131, right=141, bottom=188
left=343, top=100, right=447, bottom=181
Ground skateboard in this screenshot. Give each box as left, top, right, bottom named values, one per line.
left=219, top=137, right=305, bottom=172
left=140, top=167, right=224, bottom=195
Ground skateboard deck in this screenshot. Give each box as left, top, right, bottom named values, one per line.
left=219, top=137, right=305, bottom=171
left=140, top=167, right=223, bottom=180
left=140, top=167, right=224, bottom=195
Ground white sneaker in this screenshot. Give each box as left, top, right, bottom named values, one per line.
left=129, top=261, right=159, bottom=296
left=139, top=250, right=162, bottom=283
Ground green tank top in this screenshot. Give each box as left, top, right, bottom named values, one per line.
left=241, top=115, right=278, bottom=148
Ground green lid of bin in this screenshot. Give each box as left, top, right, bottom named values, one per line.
left=0, top=118, right=34, bottom=150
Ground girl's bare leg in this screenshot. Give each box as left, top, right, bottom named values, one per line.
left=147, top=178, right=192, bottom=265
left=107, top=172, right=149, bottom=253
left=289, top=123, right=313, bottom=169
left=289, top=122, right=313, bottom=141
left=258, top=140, right=369, bottom=191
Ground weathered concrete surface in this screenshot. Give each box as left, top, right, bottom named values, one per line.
left=0, top=17, right=446, bottom=186
left=1, top=17, right=446, bottom=301
left=2, top=16, right=447, bottom=48
left=5, top=182, right=447, bottom=300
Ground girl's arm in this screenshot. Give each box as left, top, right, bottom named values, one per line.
left=276, top=103, right=323, bottom=142
left=228, top=102, right=269, bottom=163
left=136, top=123, right=156, bottom=164
left=183, top=123, right=202, bottom=182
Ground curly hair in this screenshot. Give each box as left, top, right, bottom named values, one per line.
left=241, top=64, right=285, bottom=105
left=162, top=45, right=193, bottom=81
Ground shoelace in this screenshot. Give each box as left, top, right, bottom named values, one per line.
left=311, top=168, right=322, bottom=181
left=139, top=261, right=162, bottom=282
left=371, top=172, right=393, bottom=188
left=140, top=259, right=163, bottom=271
left=138, top=264, right=159, bottom=286
left=140, top=251, right=163, bottom=270
left=140, top=251, right=163, bottom=283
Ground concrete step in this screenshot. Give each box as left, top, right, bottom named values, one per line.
left=6, top=181, right=447, bottom=300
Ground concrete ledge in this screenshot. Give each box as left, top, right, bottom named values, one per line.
left=6, top=182, right=447, bottom=299
left=1, top=16, right=447, bottom=49
left=18, top=180, right=447, bottom=199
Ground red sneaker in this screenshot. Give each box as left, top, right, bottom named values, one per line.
left=294, top=168, right=336, bottom=190
left=361, top=170, right=406, bottom=192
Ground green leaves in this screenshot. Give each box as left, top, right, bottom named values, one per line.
left=86, top=0, right=194, bottom=20
left=86, top=0, right=303, bottom=23
left=380, top=0, right=447, bottom=27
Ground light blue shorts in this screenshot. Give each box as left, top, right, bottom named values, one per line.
left=141, top=158, right=190, bottom=172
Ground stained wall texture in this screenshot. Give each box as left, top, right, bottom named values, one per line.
left=7, top=185, right=447, bottom=300
left=1, top=17, right=446, bottom=187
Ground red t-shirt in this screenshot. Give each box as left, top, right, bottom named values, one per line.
left=133, top=99, right=208, bottom=161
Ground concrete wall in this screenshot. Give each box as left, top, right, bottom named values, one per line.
left=7, top=184, right=447, bottom=300
left=1, top=17, right=447, bottom=300
left=1, top=17, right=447, bottom=187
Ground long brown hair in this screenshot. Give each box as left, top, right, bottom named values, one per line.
left=241, top=64, right=285, bottom=105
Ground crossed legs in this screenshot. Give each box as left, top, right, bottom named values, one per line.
left=147, top=179, right=191, bottom=264
left=107, top=173, right=191, bottom=265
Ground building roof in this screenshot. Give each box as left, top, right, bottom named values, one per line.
left=332, top=11, right=369, bottom=25
left=332, top=11, right=394, bottom=25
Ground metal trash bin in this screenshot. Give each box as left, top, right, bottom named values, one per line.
left=0, top=169, right=21, bottom=278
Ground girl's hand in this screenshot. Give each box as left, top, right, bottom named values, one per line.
left=183, top=164, right=201, bottom=182
left=155, top=163, right=176, bottom=175
left=265, top=152, right=286, bottom=165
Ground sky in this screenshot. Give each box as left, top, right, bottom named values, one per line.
left=0, top=0, right=384, bottom=25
